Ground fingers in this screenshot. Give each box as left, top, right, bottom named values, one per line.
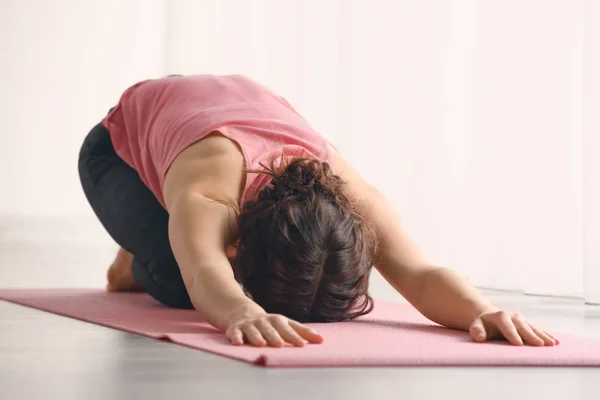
left=226, top=327, right=244, bottom=346
left=529, top=324, right=559, bottom=346
left=496, top=312, right=524, bottom=346
left=289, top=320, right=325, bottom=344
left=512, top=316, right=544, bottom=346
left=481, top=310, right=559, bottom=347
left=256, top=319, right=285, bottom=348
left=271, top=317, right=306, bottom=347
left=544, top=331, right=560, bottom=345
left=469, top=317, right=488, bottom=342
left=227, top=314, right=324, bottom=348
left=242, top=324, right=267, bottom=347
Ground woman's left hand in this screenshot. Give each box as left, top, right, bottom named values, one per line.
left=469, top=308, right=559, bottom=346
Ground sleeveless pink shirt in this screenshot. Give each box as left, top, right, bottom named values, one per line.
left=102, top=75, right=334, bottom=209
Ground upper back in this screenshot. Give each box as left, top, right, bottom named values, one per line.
left=103, top=74, right=333, bottom=209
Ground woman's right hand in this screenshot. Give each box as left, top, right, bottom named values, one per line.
left=226, top=310, right=324, bottom=347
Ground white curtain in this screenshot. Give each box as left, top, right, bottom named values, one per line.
left=164, top=0, right=600, bottom=304
left=0, top=0, right=165, bottom=216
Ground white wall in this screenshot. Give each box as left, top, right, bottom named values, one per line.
left=166, top=0, right=341, bottom=145
left=1, top=0, right=597, bottom=302
left=164, top=0, right=598, bottom=301
left=583, top=0, right=600, bottom=304
left=0, top=0, right=166, bottom=218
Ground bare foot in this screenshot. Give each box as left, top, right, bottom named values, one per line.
left=106, top=248, right=144, bottom=292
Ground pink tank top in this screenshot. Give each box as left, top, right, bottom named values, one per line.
left=102, top=75, right=334, bottom=209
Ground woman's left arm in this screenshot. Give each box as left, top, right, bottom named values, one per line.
left=331, top=151, right=558, bottom=346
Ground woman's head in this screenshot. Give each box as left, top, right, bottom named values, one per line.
left=233, top=157, right=378, bottom=322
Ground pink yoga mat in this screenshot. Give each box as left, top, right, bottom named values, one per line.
left=0, top=288, right=598, bottom=367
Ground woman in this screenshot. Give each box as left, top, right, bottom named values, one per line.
left=78, top=74, right=558, bottom=348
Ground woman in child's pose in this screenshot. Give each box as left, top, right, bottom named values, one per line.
left=78, top=74, right=558, bottom=348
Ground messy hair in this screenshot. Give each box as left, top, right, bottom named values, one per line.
left=233, top=157, right=378, bottom=322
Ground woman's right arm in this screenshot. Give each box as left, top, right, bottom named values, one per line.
left=168, top=191, right=323, bottom=347
left=162, top=138, right=323, bottom=347
left=167, top=191, right=261, bottom=332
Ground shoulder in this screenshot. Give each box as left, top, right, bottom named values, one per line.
left=162, top=132, right=246, bottom=211
left=328, top=144, right=382, bottom=205
left=329, top=145, right=368, bottom=188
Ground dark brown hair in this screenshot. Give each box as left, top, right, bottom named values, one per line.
left=233, top=157, right=378, bottom=322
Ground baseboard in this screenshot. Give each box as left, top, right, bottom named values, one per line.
left=0, top=215, right=114, bottom=245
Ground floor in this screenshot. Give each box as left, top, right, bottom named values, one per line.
left=1, top=241, right=599, bottom=400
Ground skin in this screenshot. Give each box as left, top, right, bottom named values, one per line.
left=108, top=132, right=559, bottom=348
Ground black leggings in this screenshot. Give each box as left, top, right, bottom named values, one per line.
left=78, top=121, right=193, bottom=309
